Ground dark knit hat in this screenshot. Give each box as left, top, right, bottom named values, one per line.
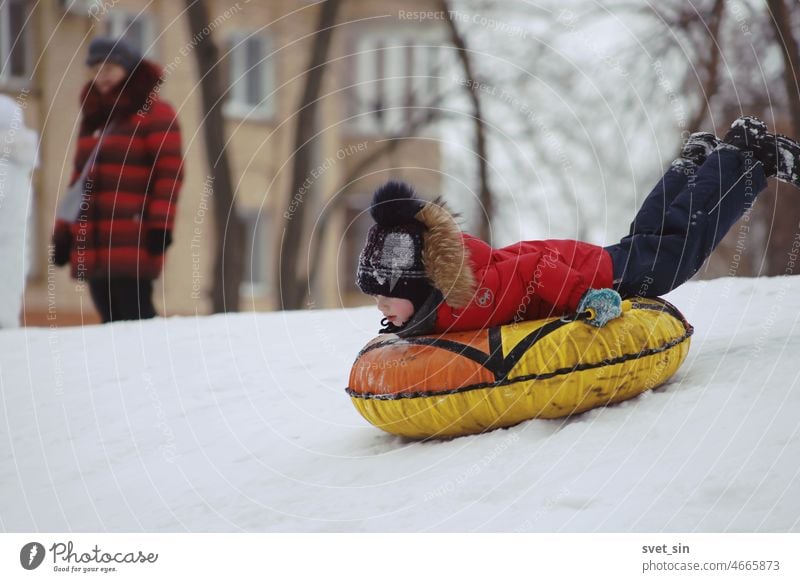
left=86, top=37, right=141, bottom=72
left=356, top=181, right=434, bottom=309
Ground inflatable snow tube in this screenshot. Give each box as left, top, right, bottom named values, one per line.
left=347, top=297, right=693, bottom=439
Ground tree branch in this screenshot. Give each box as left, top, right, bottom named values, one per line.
left=438, top=0, right=494, bottom=241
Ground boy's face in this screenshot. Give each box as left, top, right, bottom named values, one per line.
left=374, top=295, right=415, bottom=326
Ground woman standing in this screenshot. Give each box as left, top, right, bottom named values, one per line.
left=52, top=37, right=183, bottom=323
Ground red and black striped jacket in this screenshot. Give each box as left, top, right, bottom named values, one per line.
left=54, top=60, right=183, bottom=280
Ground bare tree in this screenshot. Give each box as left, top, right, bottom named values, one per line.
left=544, top=0, right=800, bottom=277
left=439, top=0, right=494, bottom=242
left=766, top=0, right=800, bottom=137
left=685, top=0, right=725, bottom=132
left=759, top=0, right=800, bottom=276
left=278, top=0, right=342, bottom=310
left=185, top=0, right=243, bottom=312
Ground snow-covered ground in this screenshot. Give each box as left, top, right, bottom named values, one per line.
left=1, top=276, right=799, bottom=532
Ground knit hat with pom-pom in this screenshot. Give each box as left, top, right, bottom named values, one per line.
left=356, top=181, right=434, bottom=309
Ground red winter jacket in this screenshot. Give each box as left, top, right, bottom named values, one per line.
left=53, top=60, right=183, bottom=280
left=432, top=234, right=614, bottom=333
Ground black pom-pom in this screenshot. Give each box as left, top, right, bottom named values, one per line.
left=370, top=180, right=425, bottom=226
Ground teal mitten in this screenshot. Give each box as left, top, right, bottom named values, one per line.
left=577, top=288, right=622, bottom=327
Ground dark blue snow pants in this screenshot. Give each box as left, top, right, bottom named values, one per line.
left=604, top=147, right=767, bottom=298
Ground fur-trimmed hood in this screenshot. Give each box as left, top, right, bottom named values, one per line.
left=79, top=59, right=163, bottom=133
left=416, top=199, right=476, bottom=308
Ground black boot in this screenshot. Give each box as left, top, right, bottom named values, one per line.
left=722, top=116, right=768, bottom=151
left=758, top=133, right=800, bottom=187
left=674, top=131, right=719, bottom=167
left=719, top=116, right=800, bottom=187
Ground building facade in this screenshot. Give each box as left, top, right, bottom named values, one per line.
left=5, top=0, right=446, bottom=325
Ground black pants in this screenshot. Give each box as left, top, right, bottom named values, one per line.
left=604, top=147, right=767, bottom=298
left=87, top=277, right=157, bottom=323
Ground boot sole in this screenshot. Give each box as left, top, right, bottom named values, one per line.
left=774, top=134, right=800, bottom=187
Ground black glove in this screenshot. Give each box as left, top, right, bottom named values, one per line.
left=52, top=228, right=72, bottom=267
left=145, top=229, right=173, bottom=255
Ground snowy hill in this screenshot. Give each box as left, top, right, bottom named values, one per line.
left=1, top=276, right=799, bottom=532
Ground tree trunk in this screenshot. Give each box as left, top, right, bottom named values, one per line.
left=764, top=0, right=800, bottom=276
left=767, top=0, right=800, bottom=138
left=685, top=0, right=725, bottom=134
left=185, top=0, right=243, bottom=313
left=439, top=0, right=494, bottom=242
left=278, top=0, right=342, bottom=310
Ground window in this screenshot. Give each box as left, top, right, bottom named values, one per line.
left=105, top=10, right=156, bottom=58
left=349, top=30, right=446, bottom=134
left=0, top=0, right=31, bottom=84
left=240, top=209, right=271, bottom=296
left=225, top=32, right=276, bottom=119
